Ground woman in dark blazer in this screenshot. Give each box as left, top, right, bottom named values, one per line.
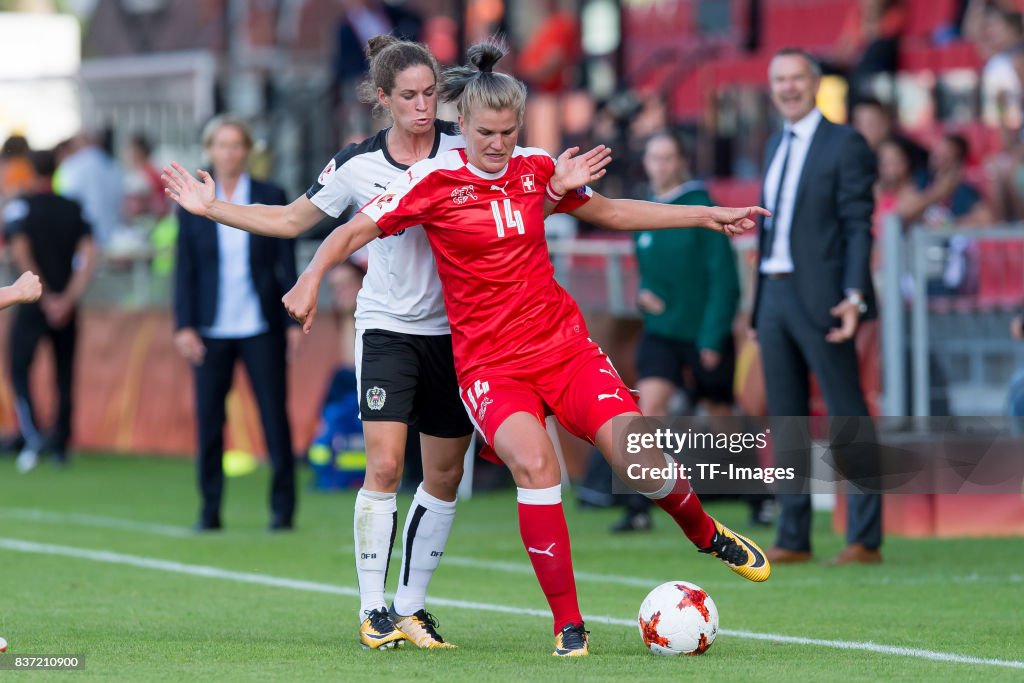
left=174, top=115, right=300, bottom=531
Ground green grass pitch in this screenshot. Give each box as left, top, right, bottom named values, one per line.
left=1, top=454, right=1022, bottom=681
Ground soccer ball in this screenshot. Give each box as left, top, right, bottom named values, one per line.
left=638, top=581, right=719, bottom=656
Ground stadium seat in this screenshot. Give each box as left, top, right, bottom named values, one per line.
left=904, top=0, right=957, bottom=41
left=899, top=41, right=981, bottom=73
left=762, top=0, right=850, bottom=54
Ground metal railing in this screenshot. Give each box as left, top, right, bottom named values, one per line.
left=881, top=215, right=1024, bottom=417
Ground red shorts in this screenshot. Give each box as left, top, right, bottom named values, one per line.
left=460, top=341, right=640, bottom=447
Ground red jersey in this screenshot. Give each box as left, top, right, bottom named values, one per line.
left=360, top=147, right=593, bottom=383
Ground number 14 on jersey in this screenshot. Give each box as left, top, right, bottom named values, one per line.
left=490, top=199, right=524, bottom=238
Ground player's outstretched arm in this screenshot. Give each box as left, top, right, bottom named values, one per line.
left=283, top=213, right=382, bottom=333
left=0, top=271, right=42, bottom=309
left=162, top=162, right=326, bottom=237
left=569, top=192, right=769, bottom=236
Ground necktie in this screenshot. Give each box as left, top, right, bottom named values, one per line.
left=764, top=129, right=795, bottom=261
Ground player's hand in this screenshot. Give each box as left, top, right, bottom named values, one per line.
left=706, top=206, right=770, bottom=236
left=162, top=162, right=216, bottom=217
left=550, top=145, right=612, bottom=196
left=700, top=348, right=721, bottom=370
left=12, top=271, right=42, bottom=304
left=40, top=293, right=74, bottom=329
left=283, top=272, right=320, bottom=334
left=637, top=289, right=666, bottom=315
left=827, top=299, right=861, bottom=343
left=174, top=327, right=206, bottom=365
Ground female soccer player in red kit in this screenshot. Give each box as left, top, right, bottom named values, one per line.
left=213, top=40, right=770, bottom=656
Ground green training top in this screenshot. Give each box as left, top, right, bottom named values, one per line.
left=632, top=180, right=740, bottom=351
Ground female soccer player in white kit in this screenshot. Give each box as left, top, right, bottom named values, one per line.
left=167, top=37, right=472, bottom=650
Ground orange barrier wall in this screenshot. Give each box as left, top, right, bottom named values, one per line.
left=834, top=491, right=1024, bottom=538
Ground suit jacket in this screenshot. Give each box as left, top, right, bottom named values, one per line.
left=174, top=178, right=298, bottom=335
left=752, top=116, right=877, bottom=331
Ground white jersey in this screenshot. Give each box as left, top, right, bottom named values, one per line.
left=306, top=120, right=463, bottom=335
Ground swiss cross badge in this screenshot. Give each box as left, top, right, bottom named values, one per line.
left=521, top=174, right=536, bottom=192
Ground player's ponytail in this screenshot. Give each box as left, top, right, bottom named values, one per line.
left=440, top=36, right=527, bottom=125
left=468, top=40, right=504, bottom=74
left=358, top=36, right=440, bottom=117
left=366, top=34, right=399, bottom=59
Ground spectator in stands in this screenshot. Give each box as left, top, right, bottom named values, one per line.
left=875, top=138, right=924, bottom=230
left=851, top=98, right=929, bottom=172
left=914, top=134, right=993, bottom=297
left=55, top=131, right=124, bottom=249
left=755, top=49, right=882, bottom=566
left=332, top=0, right=423, bottom=140
left=419, top=0, right=458, bottom=65
left=123, top=133, right=169, bottom=222
left=1, top=135, right=37, bottom=205
left=966, top=1, right=1024, bottom=128
left=174, top=115, right=300, bottom=532
left=517, top=0, right=581, bottom=95
left=987, top=46, right=1024, bottom=221
left=831, top=0, right=906, bottom=105
left=4, top=150, right=97, bottom=473
left=917, top=133, right=993, bottom=227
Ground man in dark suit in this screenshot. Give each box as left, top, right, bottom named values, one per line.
left=174, top=115, right=300, bottom=532
left=753, top=49, right=882, bottom=565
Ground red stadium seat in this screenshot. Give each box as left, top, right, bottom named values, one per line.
left=762, top=1, right=850, bottom=53
left=905, top=0, right=956, bottom=41
left=899, top=41, right=981, bottom=73
left=975, top=240, right=1006, bottom=311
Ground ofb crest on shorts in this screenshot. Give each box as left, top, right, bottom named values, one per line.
left=366, top=386, right=387, bottom=411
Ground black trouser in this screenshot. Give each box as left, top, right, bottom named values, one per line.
left=9, top=304, right=77, bottom=454
left=195, top=332, right=295, bottom=525
left=757, top=277, right=882, bottom=551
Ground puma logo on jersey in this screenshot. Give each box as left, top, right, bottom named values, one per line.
left=490, top=181, right=510, bottom=196
left=528, top=543, right=555, bottom=557
left=598, top=389, right=624, bottom=402
left=373, top=182, right=388, bottom=191
left=599, top=368, right=617, bottom=378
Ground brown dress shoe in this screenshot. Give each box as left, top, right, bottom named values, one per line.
left=826, top=543, right=883, bottom=566
left=765, top=546, right=812, bottom=563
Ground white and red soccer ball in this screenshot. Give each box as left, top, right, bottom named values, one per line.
left=638, top=581, right=719, bottom=656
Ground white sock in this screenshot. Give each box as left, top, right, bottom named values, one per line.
left=392, top=484, right=457, bottom=617
left=354, top=488, right=398, bottom=619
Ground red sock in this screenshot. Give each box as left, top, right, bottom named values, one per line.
left=652, top=478, right=716, bottom=548
left=517, top=486, right=582, bottom=633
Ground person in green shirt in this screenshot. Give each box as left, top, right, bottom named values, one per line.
left=613, top=132, right=745, bottom=531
